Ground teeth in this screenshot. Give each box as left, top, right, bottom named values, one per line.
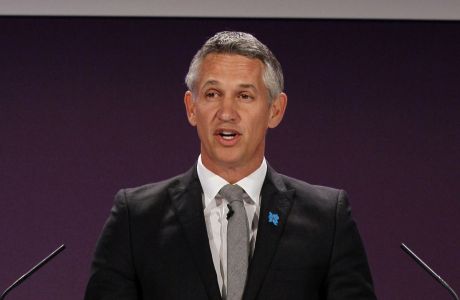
left=219, top=130, right=237, bottom=140
left=218, top=130, right=238, bottom=140
left=221, top=131, right=235, bottom=136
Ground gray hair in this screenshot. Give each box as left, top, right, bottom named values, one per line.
left=185, top=31, right=284, bottom=102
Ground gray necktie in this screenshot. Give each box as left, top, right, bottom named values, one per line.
left=220, top=184, right=249, bottom=300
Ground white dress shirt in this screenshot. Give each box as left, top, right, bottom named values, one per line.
left=197, top=155, right=267, bottom=299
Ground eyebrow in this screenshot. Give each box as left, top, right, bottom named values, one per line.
left=202, top=80, right=220, bottom=89
left=238, top=84, right=257, bottom=91
left=201, top=80, right=258, bottom=91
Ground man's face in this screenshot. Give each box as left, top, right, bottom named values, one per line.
left=184, top=53, right=287, bottom=177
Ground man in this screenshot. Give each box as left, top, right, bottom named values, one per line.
left=85, top=31, right=377, bottom=300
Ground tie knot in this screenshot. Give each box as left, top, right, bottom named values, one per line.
left=219, top=184, right=245, bottom=204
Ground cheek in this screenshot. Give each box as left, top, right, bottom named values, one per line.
left=195, top=105, right=217, bottom=125
left=194, top=114, right=214, bottom=139
left=247, top=115, right=270, bottom=140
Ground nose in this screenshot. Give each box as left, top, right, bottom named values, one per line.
left=217, top=96, right=239, bottom=122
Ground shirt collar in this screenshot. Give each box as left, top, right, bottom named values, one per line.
left=197, top=155, right=267, bottom=207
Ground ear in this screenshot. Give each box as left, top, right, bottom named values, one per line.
left=184, top=91, right=197, bottom=126
left=268, top=92, right=287, bottom=128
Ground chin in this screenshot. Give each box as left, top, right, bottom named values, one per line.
left=216, top=155, right=243, bottom=166
left=211, top=151, right=245, bottom=167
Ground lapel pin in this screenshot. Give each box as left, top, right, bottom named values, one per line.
left=268, top=211, right=279, bottom=226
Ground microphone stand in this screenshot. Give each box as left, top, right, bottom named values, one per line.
left=401, top=243, right=458, bottom=300
left=0, top=244, right=65, bottom=300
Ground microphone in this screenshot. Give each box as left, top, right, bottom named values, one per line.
left=0, top=244, right=65, bottom=300
left=401, top=243, right=458, bottom=300
left=227, top=204, right=234, bottom=219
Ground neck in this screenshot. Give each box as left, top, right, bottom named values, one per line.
left=201, top=156, right=263, bottom=184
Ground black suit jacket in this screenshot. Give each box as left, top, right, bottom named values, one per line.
left=85, top=165, right=376, bottom=300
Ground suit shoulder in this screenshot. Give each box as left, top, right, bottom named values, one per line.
left=114, top=171, right=189, bottom=214
left=122, top=174, right=182, bottom=200
left=278, top=173, right=345, bottom=208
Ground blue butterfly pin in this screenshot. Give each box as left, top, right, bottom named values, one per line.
left=268, top=211, right=279, bottom=226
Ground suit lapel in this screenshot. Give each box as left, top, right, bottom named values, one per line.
left=169, top=166, right=222, bottom=300
left=244, top=166, right=295, bottom=300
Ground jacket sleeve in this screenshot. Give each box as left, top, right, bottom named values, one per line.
left=324, top=190, right=377, bottom=300
left=84, top=190, right=140, bottom=300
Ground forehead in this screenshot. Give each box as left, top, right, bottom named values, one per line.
left=197, top=53, right=265, bottom=84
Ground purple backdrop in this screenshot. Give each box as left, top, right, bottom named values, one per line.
left=1, top=17, right=459, bottom=299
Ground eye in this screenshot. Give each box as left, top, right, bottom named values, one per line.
left=205, top=90, right=220, bottom=100
left=239, top=93, right=254, bottom=101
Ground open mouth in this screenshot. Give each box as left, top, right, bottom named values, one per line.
left=216, top=129, right=240, bottom=140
